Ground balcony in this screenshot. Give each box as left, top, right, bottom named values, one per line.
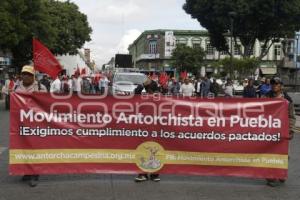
left=136, top=54, right=160, bottom=61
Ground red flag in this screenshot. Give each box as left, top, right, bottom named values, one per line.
left=80, top=68, right=86, bottom=75
left=74, top=67, right=80, bottom=76
left=33, top=39, right=62, bottom=79
left=159, top=72, right=168, bottom=86
left=180, top=71, right=188, bottom=80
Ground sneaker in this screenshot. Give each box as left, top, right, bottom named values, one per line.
left=279, top=179, right=286, bottom=183
left=29, top=175, right=39, bottom=187
left=266, top=179, right=280, bottom=187
left=150, top=174, right=160, bottom=182
left=135, top=174, right=148, bottom=182
left=21, top=175, right=31, bottom=181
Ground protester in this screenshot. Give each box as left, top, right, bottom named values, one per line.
left=260, top=78, right=271, bottom=97
left=223, top=79, right=234, bottom=97
left=201, top=76, right=211, bottom=97
left=72, top=74, right=81, bottom=94
left=50, top=73, right=62, bottom=93
left=40, top=75, right=51, bottom=92
left=180, top=78, right=195, bottom=97
left=4, top=75, right=15, bottom=110
left=61, top=75, right=70, bottom=93
left=169, top=77, right=180, bottom=95
left=15, top=65, right=47, bottom=187
left=99, top=76, right=109, bottom=95
left=265, top=77, right=295, bottom=187
left=243, top=79, right=256, bottom=98
left=67, top=75, right=73, bottom=93
left=194, top=77, right=202, bottom=97
left=81, top=75, right=91, bottom=94
left=256, top=77, right=266, bottom=97
left=134, top=78, right=160, bottom=182
left=210, top=78, right=220, bottom=97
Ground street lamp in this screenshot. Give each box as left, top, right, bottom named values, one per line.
left=229, top=11, right=237, bottom=79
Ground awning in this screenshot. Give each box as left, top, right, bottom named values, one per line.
left=260, top=67, right=277, bottom=75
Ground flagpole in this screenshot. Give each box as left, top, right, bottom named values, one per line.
left=32, top=37, right=36, bottom=80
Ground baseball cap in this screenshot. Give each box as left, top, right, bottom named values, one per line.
left=270, top=77, right=283, bottom=85
left=21, top=65, right=35, bottom=75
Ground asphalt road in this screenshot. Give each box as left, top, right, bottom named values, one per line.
left=0, top=99, right=300, bottom=200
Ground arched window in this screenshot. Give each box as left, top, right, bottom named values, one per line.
left=192, top=38, right=201, bottom=48
left=176, top=38, right=187, bottom=45
left=205, top=39, right=214, bottom=55
left=149, top=40, right=157, bottom=54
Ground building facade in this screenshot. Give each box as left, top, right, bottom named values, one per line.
left=128, top=29, right=299, bottom=83
left=0, top=50, right=13, bottom=82
left=56, top=50, right=92, bottom=76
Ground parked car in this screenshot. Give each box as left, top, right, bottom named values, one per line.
left=233, top=80, right=244, bottom=95
left=110, top=72, right=147, bottom=95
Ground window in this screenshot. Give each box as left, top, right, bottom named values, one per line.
left=193, top=43, right=201, bottom=48
left=192, top=38, right=201, bottom=48
left=220, top=51, right=228, bottom=55
left=206, top=43, right=215, bottom=55
left=261, top=45, right=267, bottom=55
left=247, top=47, right=254, bottom=56
left=149, top=40, right=157, bottom=54
left=234, top=45, right=241, bottom=55
left=274, top=45, right=281, bottom=56
left=0, top=57, right=11, bottom=66
left=176, top=38, right=187, bottom=45
left=287, top=41, right=293, bottom=54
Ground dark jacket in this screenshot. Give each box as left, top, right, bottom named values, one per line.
left=266, top=91, right=296, bottom=139
left=243, top=86, right=256, bottom=98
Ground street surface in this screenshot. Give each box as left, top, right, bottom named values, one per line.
left=0, top=99, right=300, bottom=200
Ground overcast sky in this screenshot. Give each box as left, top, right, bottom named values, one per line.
left=71, top=0, right=203, bottom=67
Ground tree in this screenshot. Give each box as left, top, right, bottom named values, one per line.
left=217, top=57, right=259, bottom=79
left=171, top=44, right=205, bottom=73
left=0, top=0, right=92, bottom=69
left=183, top=0, right=300, bottom=59
left=44, top=0, right=92, bottom=55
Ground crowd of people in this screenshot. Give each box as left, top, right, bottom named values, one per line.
left=0, top=65, right=296, bottom=187
left=0, top=68, right=285, bottom=103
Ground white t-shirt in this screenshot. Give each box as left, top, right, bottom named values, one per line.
left=76, top=77, right=82, bottom=92
left=68, top=79, right=73, bottom=90
left=50, top=78, right=61, bottom=93
left=223, top=85, right=234, bottom=97
left=180, top=83, right=195, bottom=97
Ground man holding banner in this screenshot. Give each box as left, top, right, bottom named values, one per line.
left=14, top=65, right=47, bottom=187
left=14, top=38, right=63, bottom=186
left=266, top=77, right=296, bottom=187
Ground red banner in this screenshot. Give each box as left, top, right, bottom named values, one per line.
left=9, top=93, right=290, bottom=179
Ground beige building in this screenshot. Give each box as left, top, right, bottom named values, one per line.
left=128, top=29, right=298, bottom=83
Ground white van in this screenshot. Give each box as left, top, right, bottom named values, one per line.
left=110, top=72, right=147, bottom=95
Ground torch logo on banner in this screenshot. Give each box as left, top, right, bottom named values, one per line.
left=136, top=142, right=164, bottom=173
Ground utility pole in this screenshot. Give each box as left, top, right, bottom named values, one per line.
left=296, top=33, right=299, bottom=90
left=229, top=11, right=237, bottom=79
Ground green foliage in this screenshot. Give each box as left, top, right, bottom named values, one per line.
left=218, top=57, right=259, bottom=79
left=183, top=0, right=300, bottom=59
left=44, top=0, right=92, bottom=55
left=170, top=44, right=205, bottom=73
left=0, top=0, right=92, bottom=68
